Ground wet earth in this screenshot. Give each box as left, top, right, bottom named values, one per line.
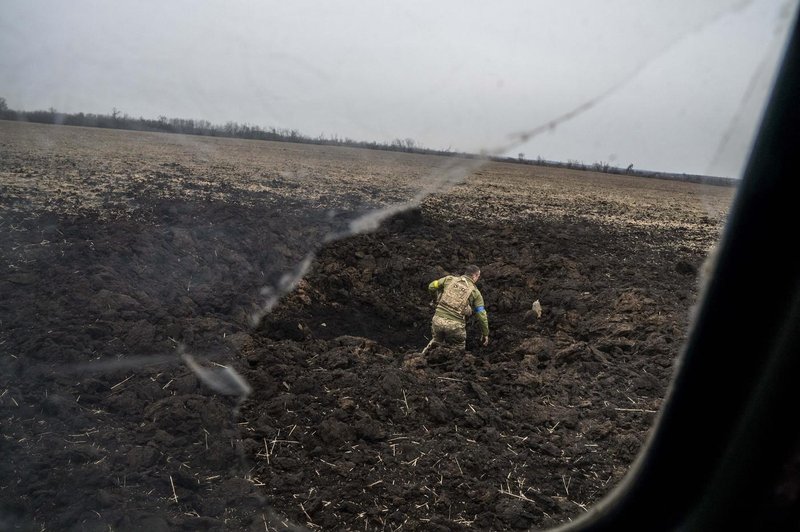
left=0, top=122, right=734, bottom=531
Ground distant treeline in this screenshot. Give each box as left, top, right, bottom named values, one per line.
left=0, top=97, right=735, bottom=187
left=487, top=155, right=737, bottom=187
left=0, top=98, right=461, bottom=157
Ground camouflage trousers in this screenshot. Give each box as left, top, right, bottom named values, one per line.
left=422, top=315, right=466, bottom=354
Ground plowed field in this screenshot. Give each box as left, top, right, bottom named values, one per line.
left=0, top=121, right=734, bottom=530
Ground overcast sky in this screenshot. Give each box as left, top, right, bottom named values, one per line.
left=1, top=0, right=796, bottom=177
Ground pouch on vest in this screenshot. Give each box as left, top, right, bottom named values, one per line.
left=439, top=276, right=472, bottom=316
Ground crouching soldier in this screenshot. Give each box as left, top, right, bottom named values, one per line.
left=422, top=264, right=489, bottom=354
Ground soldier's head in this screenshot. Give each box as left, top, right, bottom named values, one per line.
left=464, top=264, right=480, bottom=282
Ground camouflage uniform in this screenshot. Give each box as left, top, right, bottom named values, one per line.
left=424, top=275, right=489, bottom=352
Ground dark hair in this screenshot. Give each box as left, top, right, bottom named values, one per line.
left=464, top=264, right=480, bottom=277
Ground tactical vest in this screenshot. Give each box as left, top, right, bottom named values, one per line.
left=438, top=276, right=472, bottom=316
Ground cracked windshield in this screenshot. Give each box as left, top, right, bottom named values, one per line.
left=1, top=1, right=796, bottom=530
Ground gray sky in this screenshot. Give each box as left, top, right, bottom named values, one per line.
left=1, top=0, right=796, bottom=177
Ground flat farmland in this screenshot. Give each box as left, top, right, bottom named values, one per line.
left=0, top=120, right=734, bottom=530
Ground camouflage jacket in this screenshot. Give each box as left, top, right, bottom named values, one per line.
left=428, top=275, right=489, bottom=336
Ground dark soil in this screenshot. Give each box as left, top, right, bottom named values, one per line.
left=0, top=122, right=729, bottom=531
left=0, top=194, right=702, bottom=531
